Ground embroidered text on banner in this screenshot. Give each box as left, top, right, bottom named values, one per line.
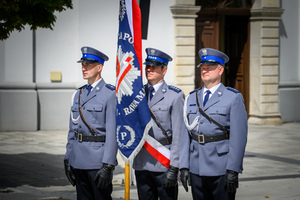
left=116, top=0, right=152, bottom=163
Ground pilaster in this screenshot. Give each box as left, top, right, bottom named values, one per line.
left=170, top=3, right=201, bottom=94
left=248, top=0, right=284, bottom=124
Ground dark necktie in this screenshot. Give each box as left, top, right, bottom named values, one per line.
left=203, top=90, right=211, bottom=106
left=87, top=85, right=93, bottom=96
left=149, top=86, right=154, bottom=100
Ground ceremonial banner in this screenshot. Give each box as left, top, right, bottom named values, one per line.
left=116, top=0, right=152, bottom=163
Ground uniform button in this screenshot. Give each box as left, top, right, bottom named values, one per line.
left=79, top=125, right=81, bottom=128
left=83, top=107, right=85, bottom=110
left=200, top=121, right=203, bottom=124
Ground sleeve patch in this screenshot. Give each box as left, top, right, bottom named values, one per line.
left=168, top=85, right=181, bottom=93
left=227, top=87, right=240, bottom=93
left=106, top=84, right=116, bottom=91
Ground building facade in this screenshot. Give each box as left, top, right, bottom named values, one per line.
left=0, top=0, right=299, bottom=131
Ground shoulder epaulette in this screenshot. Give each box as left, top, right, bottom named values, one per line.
left=106, top=84, right=116, bottom=90
left=189, top=87, right=202, bottom=94
left=168, top=85, right=181, bottom=93
left=227, top=87, right=240, bottom=93
left=78, top=84, right=86, bottom=90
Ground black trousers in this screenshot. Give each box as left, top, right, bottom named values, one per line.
left=74, top=168, right=112, bottom=200
left=135, top=170, right=178, bottom=200
left=190, top=173, right=236, bottom=200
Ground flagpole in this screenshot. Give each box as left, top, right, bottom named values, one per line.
left=125, top=163, right=130, bottom=200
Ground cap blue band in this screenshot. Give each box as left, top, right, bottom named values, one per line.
left=147, top=55, right=169, bottom=65
left=83, top=53, right=104, bottom=64
left=201, top=55, right=225, bottom=65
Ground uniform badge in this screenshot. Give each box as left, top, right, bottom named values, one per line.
left=202, top=48, right=207, bottom=56
left=116, top=125, right=136, bottom=149
left=83, top=47, right=88, bottom=53
left=150, top=49, right=156, bottom=55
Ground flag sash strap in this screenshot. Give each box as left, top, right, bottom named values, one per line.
left=144, top=135, right=171, bottom=168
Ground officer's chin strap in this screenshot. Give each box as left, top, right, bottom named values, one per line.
left=183, top=94, right=200, bottom=133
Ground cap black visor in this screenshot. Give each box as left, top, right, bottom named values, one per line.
left=77, top=58, right=99, bottom=63
left=144, top=59, right=166, bottom=67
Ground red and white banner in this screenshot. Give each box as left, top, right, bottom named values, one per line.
left=116, top=0, right=152, bottom=163
left=144, top=135, right=170, bottom=168
left=116, top=0, right=171, bottom=167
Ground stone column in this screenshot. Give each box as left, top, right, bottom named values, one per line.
left=248, top=0, right=284, bottom=124
left=170, top=1, right=201, bottom=95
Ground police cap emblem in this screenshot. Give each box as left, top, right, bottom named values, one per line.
left=83, top=47, right=88, bottom=53
left=150, top=49, right=156, bottom=55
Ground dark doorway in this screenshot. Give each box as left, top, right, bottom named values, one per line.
left=195, top=6, right=250, bottom=114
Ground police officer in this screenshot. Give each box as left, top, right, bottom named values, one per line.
left=133, top=48, right=185, bottom=200
left=179, top=48, right=248, bottom=200
left=64, top=46, right=118, bottom=200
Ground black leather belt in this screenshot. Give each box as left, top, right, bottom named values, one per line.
left=158, top=136, right=173, bottom=145
left=192, top=133, right=228, bottom=144
left=75, top=133, right=106, bottom=142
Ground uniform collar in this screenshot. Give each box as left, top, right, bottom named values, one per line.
left=203, top=83, right=221, bottom=96
left=90, top=78, right=102, bottom=89
left=148, top=80, right=164, bottom=93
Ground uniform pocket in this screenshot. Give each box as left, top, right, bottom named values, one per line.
left=216, top=140, right=229, bottom=156
left=187, top=106, right=198, bottom=114
left=152, top=104, right=168, bottom=123
left=86, top=105, right=103, bottom=124
left=152, top=104, right=168, bottom=112
left=209, top=107, right=227, bottom=116
left=208, top=107, right=227, bottom=122
left=71, top=105, right=80, bottom=124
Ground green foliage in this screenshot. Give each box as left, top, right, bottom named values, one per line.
left=0, top=0, right=73, bottom=40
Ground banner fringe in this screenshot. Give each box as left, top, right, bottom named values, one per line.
left=118, top=119, right=153, bottom=164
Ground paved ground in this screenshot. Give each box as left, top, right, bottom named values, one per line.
left=0, top=122, right=299, bottom=200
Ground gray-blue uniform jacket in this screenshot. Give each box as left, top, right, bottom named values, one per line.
left=64, top=79, right=118, bottom=169
left=180, top=83, right=247, bottom=176
left=133, top=81, right=185, bottom=172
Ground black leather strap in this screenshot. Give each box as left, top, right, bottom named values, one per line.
left=75, top=133, right=106, bottom=142
left=78, top=87, right=97, bottom=136
left=195, top=88, right=230, bottom=138
left=192, top=133, right=228, bottom=144
left=148, top=106, right=171, bottom=145
left=157, top=136, right=173, bottom=145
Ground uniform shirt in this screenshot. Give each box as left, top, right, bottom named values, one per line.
left=64, top=78, right=118, bottom=169
left=180, top=83, right=247, bottom=176
left=89, top=78, right=102, bottom=92
left=133, top=81, right=185, bottom=172
left=202, top=83, right=221, bottom=101
left=147, top=81, right=163, bottom=97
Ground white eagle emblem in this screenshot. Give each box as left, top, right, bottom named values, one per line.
left=116, top=45, right=140, bottom=104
